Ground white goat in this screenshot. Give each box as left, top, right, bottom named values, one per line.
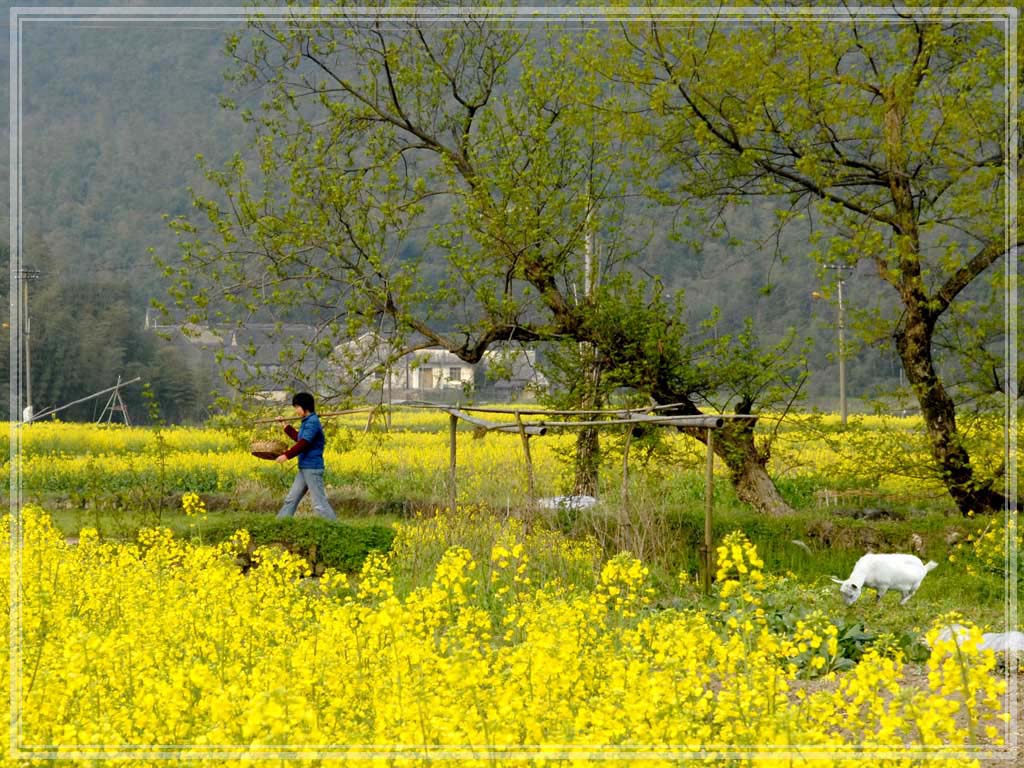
left=831, top=554, right=937, bottom=606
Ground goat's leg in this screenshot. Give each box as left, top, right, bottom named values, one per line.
left=875, top=587, right=888, bottom=603
left=899, top=588, right=916, bottom=605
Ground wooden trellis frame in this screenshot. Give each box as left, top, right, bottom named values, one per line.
left=403, top=402, right=755, bottom=595
left=251, top=400, right=756, bottom=594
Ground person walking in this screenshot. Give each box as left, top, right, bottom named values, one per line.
left=275, top=392, right=337, bottom=521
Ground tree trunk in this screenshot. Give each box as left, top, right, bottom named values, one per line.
left=574, top=426, right=600, bottom=496
left=575, top=333, right=602, bottom=497
left=896, top=307, right=1011, bottom=515
left=698, top=419, right=795, bottom=517
left=883, top=90, right=1011, bottom=516
left=660, top=397, right=796, bottom=516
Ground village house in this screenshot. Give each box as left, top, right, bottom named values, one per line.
left=334, top=332, right=546, bottom=400
left=146, top=313, right=546, bottom=402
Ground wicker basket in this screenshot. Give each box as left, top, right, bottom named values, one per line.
left=250, top=439, right=288, bottom=460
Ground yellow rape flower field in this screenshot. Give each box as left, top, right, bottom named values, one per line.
left=2, top=509, right=1018, bottom=766
left=4, top=410, right=1003, bottom=505
left=1, top=416, right=1019, bottom=765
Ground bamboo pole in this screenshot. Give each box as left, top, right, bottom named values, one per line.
left=443, top=407, right=547, bottom=436
left=515, top=411, right=536, bottom=515
left=250, top=407, right=375, bottom=424
left=702, top=427, right=715, bottom=596
left=30, top=376, right=143, bottom=421
left=531, top=414, right=727, bottom=429
left=449, top=412, right=458, bottom=517
left=621, top=423, right=634, bottom=511
left=404, top=402, right=695, bottom=417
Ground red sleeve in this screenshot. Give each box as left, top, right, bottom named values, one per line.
left=284, top=425, right=299, bottom=440
left=284, top=438, right=311, bottom=459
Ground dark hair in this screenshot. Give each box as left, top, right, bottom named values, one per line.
left=292, top=392, right=315, bottom=413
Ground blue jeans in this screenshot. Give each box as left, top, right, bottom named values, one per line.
left=277, top=468, right=337, bottom=521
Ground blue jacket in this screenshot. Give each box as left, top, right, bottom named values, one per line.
left=284, top=413, right=326, bottom=469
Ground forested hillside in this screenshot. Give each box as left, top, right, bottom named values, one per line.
left=1, top=7, right=246, bottom=421
left=0, top=6, right=949, bottom=422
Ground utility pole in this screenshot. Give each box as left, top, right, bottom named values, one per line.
left=823, top=264, right=853, bottom=426
left=836, top=276, right=847, bottom=425
left=18, top=268, right=40, bottom=423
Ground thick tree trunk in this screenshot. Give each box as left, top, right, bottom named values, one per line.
left=574, top=337, right=602, bottom=497
left=691, top=418, right=795, bottom=517
left=574, top=426, right=600, bottom=496
left=717, top=423, right=794, bottom=517
left=883, top=92, right=1012, bottom=516
left=896, top=307, right=1011, bottom=515
left=661, top=398, right=796, bottom=516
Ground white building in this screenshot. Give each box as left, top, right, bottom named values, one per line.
left=335, top=333, right=545, bottom=398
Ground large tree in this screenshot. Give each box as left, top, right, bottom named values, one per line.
left=610, top=3, right=1018, bottom=514
left=164, top=4, right=805, bottom=514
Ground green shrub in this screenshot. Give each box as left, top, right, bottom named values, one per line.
left=186, top=513, right=396, bottom=572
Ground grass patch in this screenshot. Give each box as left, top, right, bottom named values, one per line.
left=43, top=505, right=398, bottom=574
left=541, top=495, right=1011, bottom=621
left=184, top=513, right=397, bottom=573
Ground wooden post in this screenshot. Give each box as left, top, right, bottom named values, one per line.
left=702, top=427, right=714, bottom=595
left=621, top=423, right=634, bottom=511
left=515, top=411, right=535, bottom=514
left=449, top=412, right=458, bottom=516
